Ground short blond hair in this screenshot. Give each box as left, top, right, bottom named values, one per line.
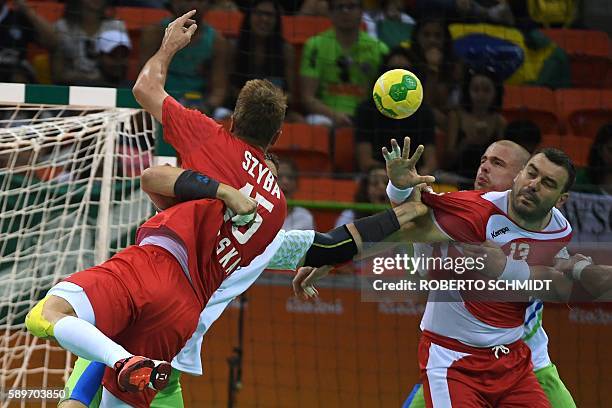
left=233, top=79, right=287, bottom=148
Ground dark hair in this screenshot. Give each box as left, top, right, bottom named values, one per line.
left=328, top=0, right=363, bottom=10
left=233, top=79, right=287, bottom=147
left=63, top=0, right=108, bottom=26
left=534, top=147, right=576, bottom=193
left=504, top=120, right=542, bottom=153
left=381, top=46, right=419, bottom=72
left=586, top=124, right=612, bottom=185
left=353, top=165, right=386, bottom=218
left=233, top=0, right=285, bottom=90
left=411, top=17, right=455, bottom=81
left=460, top=67, right=504, bottom=113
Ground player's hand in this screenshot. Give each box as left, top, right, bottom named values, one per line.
left=393, top=198, right=428, bottom=231
left=555, top=253, right=592, bottom=281
left=217, top=184, right=258, bottom=226
left=382, top=137, right=435, bottom=189
left=161, top=10, right=198, bottom=55
left=292, top=265, right=333, bottom=299
left=460, top=240, right=507, bottom=278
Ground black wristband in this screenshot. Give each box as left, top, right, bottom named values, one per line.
left=174, top=170, right=220, bottom=202
left=352, top=209, right=400, bottom=243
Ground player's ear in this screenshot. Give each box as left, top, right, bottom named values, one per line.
left=555, top=192, right=569, bottom=209
left=229, top=115, right=235, bottom=133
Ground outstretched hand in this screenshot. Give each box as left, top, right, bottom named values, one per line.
left=161, top=10, right=198, bottom=55
left=382, top=137, right=435, bottom=189
left=292, top=265, right=333, bottom=299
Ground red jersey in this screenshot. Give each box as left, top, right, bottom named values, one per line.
left=137, top=97, right=287, bottom=304
left=419, top=190, right=572, bottom=347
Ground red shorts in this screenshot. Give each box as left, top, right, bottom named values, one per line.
left=64, top=245, right=202, bottom=407
left=419, top=331, right=550, bottom=408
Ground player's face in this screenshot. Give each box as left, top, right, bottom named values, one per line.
left=474, top=143, right=522, bottom=191
left=511, top=153, right=569, bottom=220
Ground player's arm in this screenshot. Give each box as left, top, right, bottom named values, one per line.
left=141, top=165, right=257, bottom=221
left=132, top=10, right=198, bottom=122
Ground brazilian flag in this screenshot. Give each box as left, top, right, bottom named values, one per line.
left=450, top=23, right=571, bottom=89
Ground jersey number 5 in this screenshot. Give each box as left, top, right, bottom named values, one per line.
left=231, top=183, right=274, bottom=245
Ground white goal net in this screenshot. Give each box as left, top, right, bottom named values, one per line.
left=0, top=104, right=156, bottom=407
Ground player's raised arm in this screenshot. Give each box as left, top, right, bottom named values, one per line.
left=132, top=10, right=198, bottom=122
left=141, top=165, right=257, bottom=223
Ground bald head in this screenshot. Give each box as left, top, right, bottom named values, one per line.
left=474, top=140, right=530, bottom=191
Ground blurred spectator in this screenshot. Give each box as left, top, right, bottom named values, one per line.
left=95, top=29, right=132, bottom=87
left=363, top=0, right=416, bottom=49
left=575, top=124, right=612, bottom=195
left=51, top=0, right=126, bottom=86
left=300, top=0, right=388, bottom=127
left=335, top=166, right=388, bottom=227
left=0, top=0, right=57, bottom=82
left=503, top=119, right=542, bottom=154
left=410, top=16, right=461, bottom=130
left=416, top=0, right=514, bottom=25
left=444, top=67, right=505, bottom=182
left=139, top=0, right=229, bottom=118
left=355, top=47, right=437, bottom=173
left=231, top=0, right=302, bottom=121
left=277, top=159, right=315, bottom=230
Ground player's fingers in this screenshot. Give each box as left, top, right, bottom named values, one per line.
left=416, top=175, right=436, bottom=185
left=179, top=9, right=197, bottom=22
left=390, top=139, right=401, bottom=159
left=407, top=144, right=424, bottom=167
left=293, top=267, right=314, bottom=298
left=402, top=136, right=411, bottom=160
left=185, top=19, right=196, bottom=26
left=302, top=265, right=332, bottom=288
left=186, top=23, right=198, bottom=36
left=382, top=146, right=392, bottom=162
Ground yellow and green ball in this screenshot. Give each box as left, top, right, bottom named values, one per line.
left=372, top=69, right=423, bottom=119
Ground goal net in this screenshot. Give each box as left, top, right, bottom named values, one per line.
left=0, top=103, right=155, bottom=407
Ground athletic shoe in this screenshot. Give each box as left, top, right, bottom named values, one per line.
left=114, top=356, right=172, bottom=392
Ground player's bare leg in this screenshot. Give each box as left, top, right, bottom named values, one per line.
left=58, top=400, right=87, bottom=408
left=26, top=293, right=172, bottom=393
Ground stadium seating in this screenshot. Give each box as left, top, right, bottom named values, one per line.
left=333, top=127, right=356, bottom=173
left=282, top=16, right=332, bottom=45
left=540, top=133, right=592, bottom=167
left=204, top=10, right=244, bottom=38
left=271, top=123, right=331, bottom=173
left=503, top=86, right=559, bottom=134
left=555, top=89, right=612, bottom=139
left=543, top=29, right=611, bottom=88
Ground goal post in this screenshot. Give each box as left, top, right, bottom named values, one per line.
left=0, top=83, right=156, bottom=407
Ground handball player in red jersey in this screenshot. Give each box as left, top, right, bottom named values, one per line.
left=26, top=10, right=290, bottom=407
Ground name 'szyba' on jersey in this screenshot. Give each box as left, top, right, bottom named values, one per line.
left=138, top=96, right=287, bottom=305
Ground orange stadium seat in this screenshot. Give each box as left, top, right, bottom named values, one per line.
left=115, top=7, right=170, bottom=31
left=560, top=134, right=592, bottom=167
left=333, top=127, right=355, bottom=173
left=543, top=29, right=611, bottom=88
left=282, top=15, right=332, bottom=45
left=271, top=123, right=331, bottom=173
left=555, top=89, right=612, bottom=138
left=503, top=86, right=559, bottom=134
left=204, top=10, right=244, bottom=38
left=29, top=1, right=64, bottom=22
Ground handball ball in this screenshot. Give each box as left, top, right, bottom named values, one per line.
left=373, top=69, right=423, bottom=119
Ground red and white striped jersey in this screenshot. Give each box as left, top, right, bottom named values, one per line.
left=417, top=190, right=572, bottom=347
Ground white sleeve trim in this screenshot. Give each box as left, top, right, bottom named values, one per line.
left=386, top=181, right=413, bottom=204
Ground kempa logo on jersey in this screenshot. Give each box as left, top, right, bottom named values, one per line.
left=491, top=226, right=510, bottom=239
